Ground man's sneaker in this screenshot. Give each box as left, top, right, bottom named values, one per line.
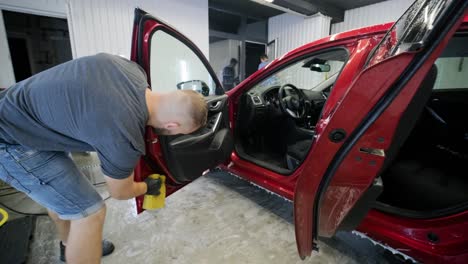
left=59, top=239, right=115, bottom=262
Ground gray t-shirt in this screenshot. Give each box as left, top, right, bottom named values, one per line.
left=0, top=53, right=149, bottom=179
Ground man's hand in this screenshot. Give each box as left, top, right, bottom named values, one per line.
left=144, top=177, right=162, bottom=196
left=104, top=173, right=147, bottom=200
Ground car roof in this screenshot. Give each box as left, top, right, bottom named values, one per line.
left=266, top=14, right=468, bottom=67
left=285, top=14, right=468, bottom=59
left=276, top=22, right=393, bottom=62
left=249, top=14, right=468, bottom=86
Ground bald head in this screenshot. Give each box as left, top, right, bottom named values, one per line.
left=146, top=89, right=208, bottom=135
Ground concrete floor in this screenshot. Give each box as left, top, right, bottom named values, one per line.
left=0, top=153, right=404, bottom=264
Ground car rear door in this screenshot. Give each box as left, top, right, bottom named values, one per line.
left=294, top=0, right=468, bottom=258
left=130, top=9, right=234, bottom=213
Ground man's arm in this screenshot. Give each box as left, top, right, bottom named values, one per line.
left=104, top=172, right=147, bottom=200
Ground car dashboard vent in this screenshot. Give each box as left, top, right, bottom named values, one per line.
left=251, top=95, right=262, bottom=105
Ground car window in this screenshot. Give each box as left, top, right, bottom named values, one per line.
left=255, top=49, right=348, bottom=91
left=434, top=35, right=468, bottom=90
left=367, top=0, right=450, bottom=67
left=150, top=30, right=217, bottom=96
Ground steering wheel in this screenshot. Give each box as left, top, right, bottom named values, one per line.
left=278, top=84, right=306, bottom=119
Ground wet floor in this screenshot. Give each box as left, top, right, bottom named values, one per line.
left=1, top=153, right=404, bottom=263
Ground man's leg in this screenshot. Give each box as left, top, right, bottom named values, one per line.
left=66, top=205, right=106, bottom=264
left=48, top=210, right=70, bottom=244
left=0, top=145, right=111, bottom=262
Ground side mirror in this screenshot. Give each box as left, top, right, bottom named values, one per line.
left=310, top=63, right=331, bottom=72
left=176, top=80, right=210, bottom=96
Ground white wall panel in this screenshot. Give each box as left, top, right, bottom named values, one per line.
left=331, top=0, right=413, bottom=34
left=151, top=30, right=216, bottom=95
left=0, top=0, right=208, bottom=87
left=268, top=13, right=333, bottom=89
left=268, top=13, right=331, bottom=58
left=434, top=58, right=468, bottom=90
left=0, top=10, right=14, bottom=87
left=67, top=0, right=209, bottom=59
left=209, top=39, right=239, bottom=80
left=0, top=0, right=66, bottom=18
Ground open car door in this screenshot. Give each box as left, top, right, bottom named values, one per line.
left=130, top=9, right=234, bottom=213
left=294, top=0, right=468, bottom=258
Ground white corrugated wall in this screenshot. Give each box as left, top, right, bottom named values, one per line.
left=0, top=9, right=15, bottom=88
left=0, top=0, right=208, bottom=87
left=209, top=39, right=240, bottom=81
left=268, top=13, right=331, bottom=58
left=331, top=0, right=413, bottom=34
left=66, top=0, right=208, bottom=59
left=267, top=13, right=331, bottom=89
left=0, top=0, right=66, bottom=18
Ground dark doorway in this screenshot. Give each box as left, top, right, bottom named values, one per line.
left=7, top=37, right=32, bottom=82
left=245, top=42, right=266, bottom=78
left=3, top=10, right=72, bottom=82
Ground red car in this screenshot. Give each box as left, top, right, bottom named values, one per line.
left=131, top=0, right=468, bottom=263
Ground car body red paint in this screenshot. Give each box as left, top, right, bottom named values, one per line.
left=132, top=1, right=468, bottom=263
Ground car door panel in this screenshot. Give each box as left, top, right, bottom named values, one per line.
left=157, top=95, right=233, bottom=183
left=321, top=63, right=438, bottom=235
left=294, top=53, right=416, bottom=257
left=294, top=0, right=468, bottom=258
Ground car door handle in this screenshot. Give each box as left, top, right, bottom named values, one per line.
left=209, top=101, right=222, bottom=111
left=205, top=94, right=228, bottom=112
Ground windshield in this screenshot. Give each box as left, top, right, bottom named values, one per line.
left=255, top=49, right=348, bottom=91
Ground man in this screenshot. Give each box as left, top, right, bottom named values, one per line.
left=0, top=53, right=208, bottom=263
left=258, top=54, right=269, bottom=70
left=222, top=58, right=238, bottom=91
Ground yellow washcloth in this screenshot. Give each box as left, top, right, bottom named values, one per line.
left=142, top=174, right=166, bottom=210
left=0, top=208, right=8, bottom=227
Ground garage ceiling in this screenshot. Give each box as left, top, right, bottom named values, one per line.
left=209, top=0, right=389, bottom=24
left=209, top=0, right=283, bottom=21
left=208, top=0, right=389, bottom=43
left=324, top=0, right=388, bottom=10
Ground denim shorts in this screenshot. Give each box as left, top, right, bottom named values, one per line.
left=0, top=143, right=104, bottom=220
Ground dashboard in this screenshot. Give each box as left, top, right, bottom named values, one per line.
left=241, top=85, right=327, bottom=130
left=247, top=86, right=326, bottom=108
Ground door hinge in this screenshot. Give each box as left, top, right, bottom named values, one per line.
left=359, top=147, right=385, bottom=157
